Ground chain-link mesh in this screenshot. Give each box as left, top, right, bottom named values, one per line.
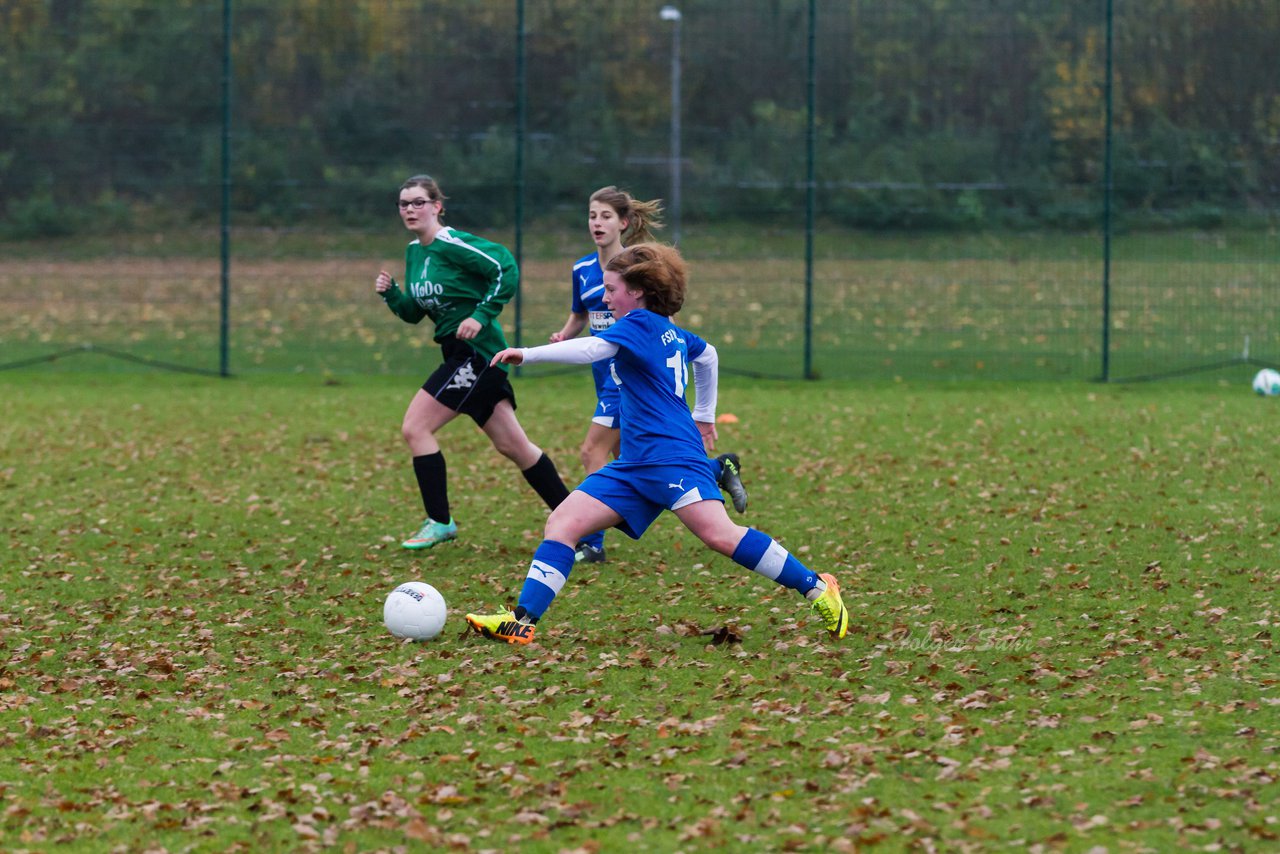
left=1, top=1, right=1275, bottom=380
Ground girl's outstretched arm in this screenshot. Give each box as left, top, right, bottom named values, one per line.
left=490, top=337, right=619, bottom=367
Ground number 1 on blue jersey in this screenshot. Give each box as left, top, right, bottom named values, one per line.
left=666, top=352, right=688, bottom=397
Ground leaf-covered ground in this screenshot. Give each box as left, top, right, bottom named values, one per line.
left=1, top=371, right=1276, bottom=852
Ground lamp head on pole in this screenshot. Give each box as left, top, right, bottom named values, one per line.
left=660, top=6, right=681, bottom=22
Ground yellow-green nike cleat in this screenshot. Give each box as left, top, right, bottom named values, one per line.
left=465, top=610, right=537, bottom=645
left=810, top=573, right=849, bottom=639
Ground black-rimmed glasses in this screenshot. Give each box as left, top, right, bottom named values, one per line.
left=398, top=198, right=434, bottom=210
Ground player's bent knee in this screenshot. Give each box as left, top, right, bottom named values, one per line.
left=703, top=523, right=748, bottom=557
left=491, top=436, right=531, bottom=464
left=402, top=423, right=429, bottom=446
left=544, top=514, right=582, bottom=545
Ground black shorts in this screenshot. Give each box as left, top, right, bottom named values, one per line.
left=422, top=338, right=516, bottom=427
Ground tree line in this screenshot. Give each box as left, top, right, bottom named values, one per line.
left=2, top=0, right=1276, bottom=237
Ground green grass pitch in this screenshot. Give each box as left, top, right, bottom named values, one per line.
left=1, top=370, right=1277, bottom=851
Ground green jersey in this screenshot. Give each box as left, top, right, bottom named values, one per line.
left=380, top=227, right=518, bottom=369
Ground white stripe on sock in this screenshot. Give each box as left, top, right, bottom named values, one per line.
left=752, top=540, right=789, bottom=581
left=526, top=560, right=568, bottom=595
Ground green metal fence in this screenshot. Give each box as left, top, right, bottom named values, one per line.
left=1, top=0, right=1276, bottom=382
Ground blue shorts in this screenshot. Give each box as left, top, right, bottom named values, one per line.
left=577, top=457, right=724, bottom=539
left=590, top=359, right=621, bottom=428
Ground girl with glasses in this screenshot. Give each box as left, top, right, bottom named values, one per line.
left=374, top=174, right=573, bottom=551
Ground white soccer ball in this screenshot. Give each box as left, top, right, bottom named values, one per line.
left=1252, top=368, right=1280, bottom=397
left=383, top=581, right=447, bottom=641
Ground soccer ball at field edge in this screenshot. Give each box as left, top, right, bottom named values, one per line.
left=384, top=581, right=447, bottom=641
left=1252, top=368, right=1280, bottom=397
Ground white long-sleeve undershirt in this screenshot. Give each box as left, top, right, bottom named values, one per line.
left=518, top=336, right=617, bottom=366
left=689, top=342, right=718, bottom=423
left=516, top=337, right=719, bottom=422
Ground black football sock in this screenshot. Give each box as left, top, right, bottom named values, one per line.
left=521, top=452, right=571, bottom=510
left=412, top=452, right=451, bottom=523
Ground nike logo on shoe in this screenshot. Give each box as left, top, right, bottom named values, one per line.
left=496, top=620, right=535, bottom=643
left=466, top=613, right=537, bottom=644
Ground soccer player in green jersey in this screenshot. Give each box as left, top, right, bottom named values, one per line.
left=374, top=174, right=573, bottom=550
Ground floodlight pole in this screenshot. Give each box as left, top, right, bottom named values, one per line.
left=803, top=0, right=816, bottom=380
left=660, top=6, right=682, bottom=244
left=515, top=0, right=526, bottom=352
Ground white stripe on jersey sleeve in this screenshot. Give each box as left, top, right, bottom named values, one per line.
left=436, top=227, right=507, bottom=301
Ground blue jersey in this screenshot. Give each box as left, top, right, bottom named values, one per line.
left=569, top=253, right=614, bottom=335
left=571, top=253, right=621, bottom=422
left=596, top=309, right=709, bottom=464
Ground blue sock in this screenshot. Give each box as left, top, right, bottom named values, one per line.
left=516, top=540, right=577, bottom=621
left=731, top=528, right=820, bottom=594
left=580, top=529, right=605, bottom=551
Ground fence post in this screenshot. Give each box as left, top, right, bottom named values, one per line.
left=1100, top=0, right=1114, bottom=382
left=219, top=0, right=233, bottom=378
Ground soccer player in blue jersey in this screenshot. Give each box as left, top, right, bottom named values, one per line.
left=550, top=187, right=748, bottom=567
left=466, top=243, right=848, bottom=645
